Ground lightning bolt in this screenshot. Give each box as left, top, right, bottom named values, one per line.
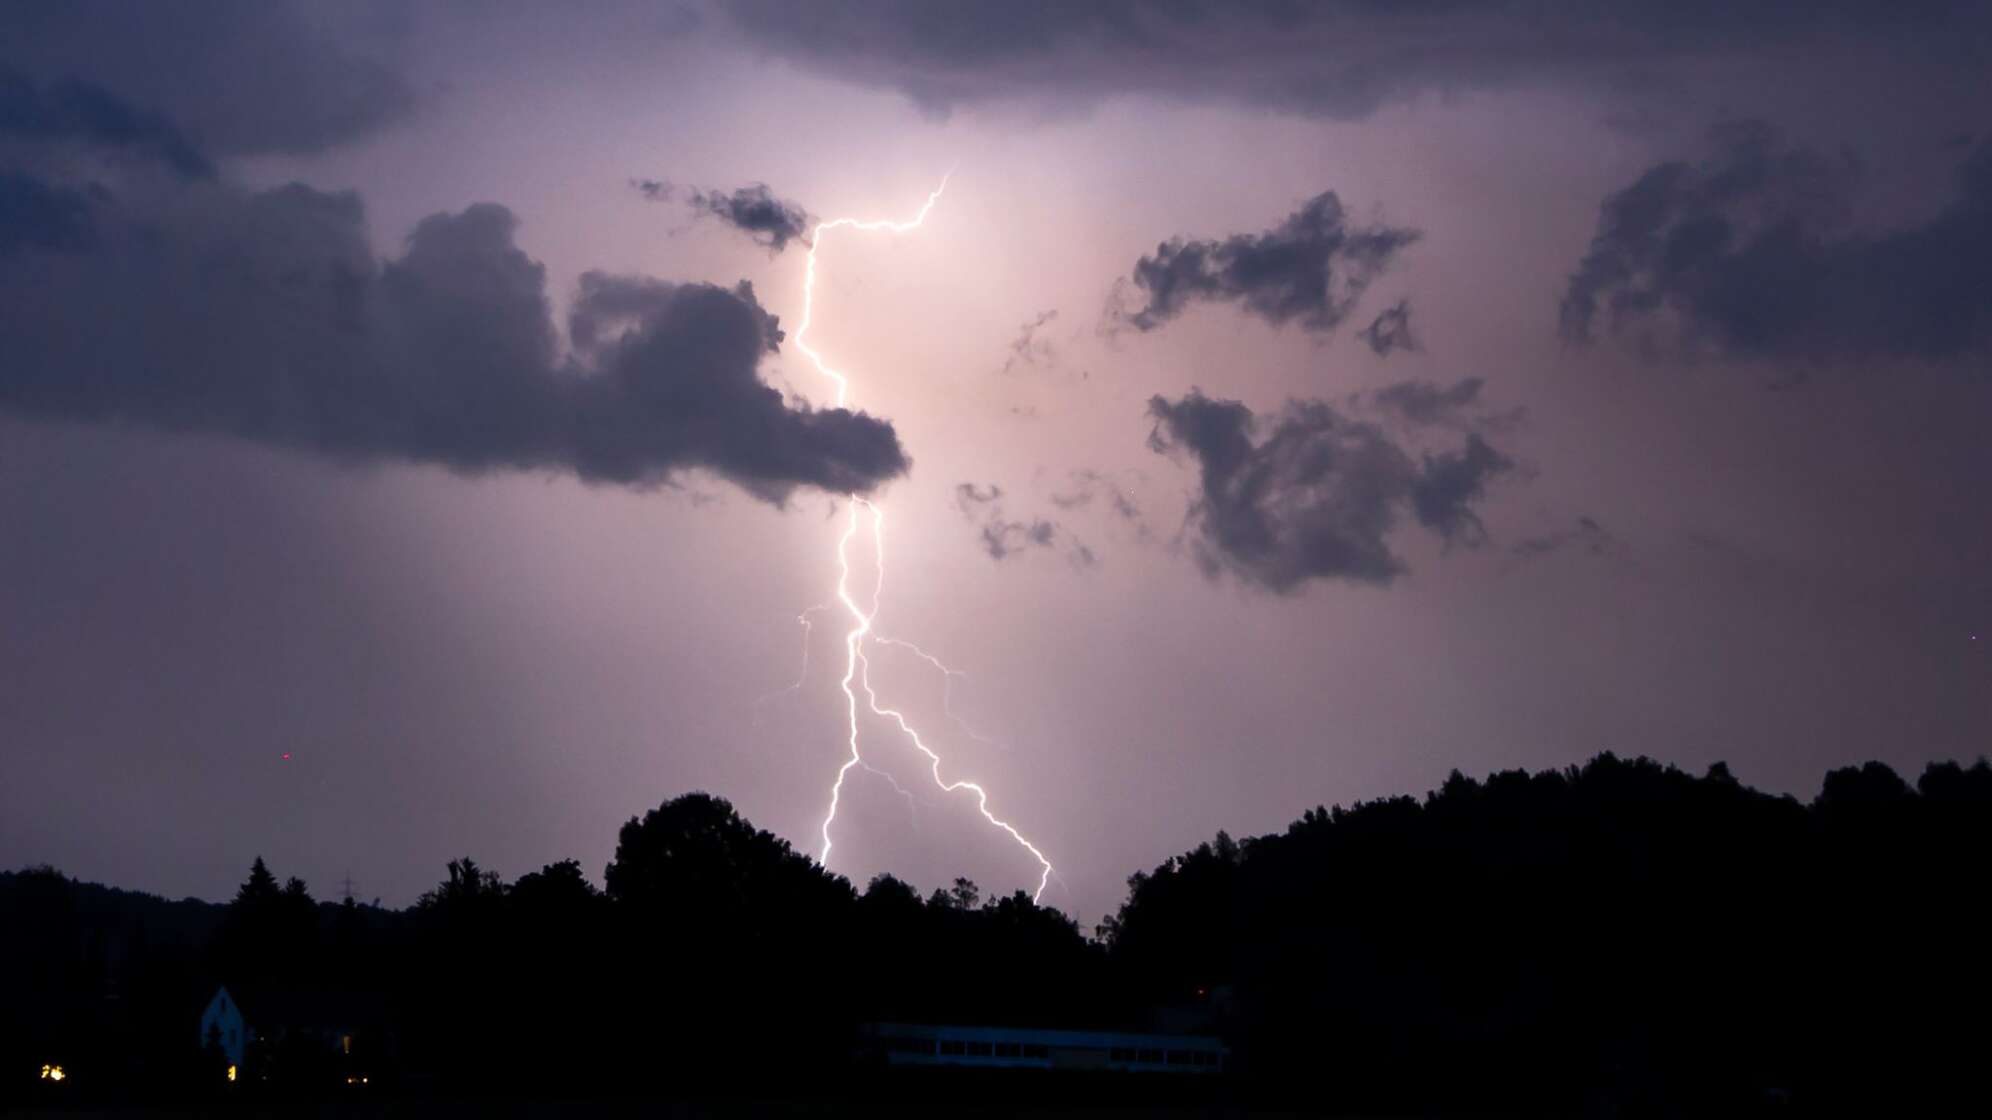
left=757, top=606, right=919, bottom=822
left=873, top=635, right=1005, bottom=751
left=751, top=606, right=826, bottom=725
left=796, top=175, right=1054, bottom=903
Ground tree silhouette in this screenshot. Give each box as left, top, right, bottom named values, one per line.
left=7, top=753, right=1988, bottom=1107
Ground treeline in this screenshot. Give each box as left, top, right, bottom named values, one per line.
left=5, top=755, right=1990, bottom=1112
left=1104, top=754, right=1992, bottom=1112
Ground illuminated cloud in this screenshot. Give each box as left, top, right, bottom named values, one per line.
left=687, top=182, right=814, bottom=254
left=1147, top=387, right=1512, bottom=592
left=1114, top=191, right=1417, bottom=334
left=0, top=178, right=908, bottom=502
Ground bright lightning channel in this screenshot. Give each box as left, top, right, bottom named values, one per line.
left=796, top=175, right=1054, bottom=903
left=874, top=635, right=1004, bottom=751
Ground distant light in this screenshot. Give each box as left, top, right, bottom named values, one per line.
left=281, top=753, right=292, bottom=760
left=226, top=1064, right=236, bottom=1083
left=40, top=1064, right=65, bottom=1082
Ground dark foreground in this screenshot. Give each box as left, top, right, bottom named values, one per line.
left=10, top=754, right=1989, bottom=1116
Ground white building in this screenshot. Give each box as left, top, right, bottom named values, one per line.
left=198, top=985, right=248, bottom=1068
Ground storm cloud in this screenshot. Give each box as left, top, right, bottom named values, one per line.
left=719, top=1, right=1991, bottom=120
left=1, top=69, right=212, bottom=179
left=1114, top=191, right=1417, bottom=334
left=687, top=182, right=814, bottom=254
left=0, top=0, right=411, bottom=157
left=0, top=176, right=907, bottom=501
left=1560, top=122, right=1992, bottom=362
left=1146, top=384, right=1511, bottom=592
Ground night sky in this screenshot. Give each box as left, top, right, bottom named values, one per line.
left=3, top=1, right=1989, bottom=924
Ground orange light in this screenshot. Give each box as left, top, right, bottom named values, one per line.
left=40, top=1064, right=66, bottom=1082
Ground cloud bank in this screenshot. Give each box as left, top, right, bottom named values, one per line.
left=0, top=0, right=411, bottom=157
left=1561, top=122, right=1992, bottom=362
left=0, top=171, right=906, bottom=502
left=719, top=1, right=1991, bottom=120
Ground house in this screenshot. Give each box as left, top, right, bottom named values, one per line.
left=198, top=984, right=381, bottom=1077
left=198, top=986, right=249, bottom=1069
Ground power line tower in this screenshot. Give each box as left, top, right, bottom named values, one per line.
left=337, top=873, right=358, bottom=905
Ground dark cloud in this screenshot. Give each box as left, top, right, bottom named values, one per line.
left=630, top=178, right=674, bottom=203
left=953, top=481, right=1092, bottom=566
left=1358, top=298, right=1418, bottom=357
left=0, top=173, right=101, bottom=255
left=0, top=69, right=212, bottom=178
left=1411, top=433, right=1512, bottom=548
left=688, top=182, right=813, bottom=253
left=1146, top=388, right=1512, bottom=592
left=1051, top=466, right=1147, bottom=546
left=1050, top=469, right=1145, bottom=529
left=955, top=482, right=1003, bottom=507
left=719, top=2, right=1990, bottom=120
left=0, top=174, right=907, bottom=502
left=1561, top=122, right=1992, bottom=362
left=2, top=1, right=412, bottom=157
left=1513, top=515, right=1620, bottom=561
left=1001, top=308, right=1058, bottom=373
left=983, top=517, right=1059, bottom=560
left=1370, top=377, right=1485, bottom=427
left=1114, top=191, right=1417, bottom=334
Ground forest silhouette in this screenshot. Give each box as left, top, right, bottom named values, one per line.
left=5, top=753, right=1989, bottom=1113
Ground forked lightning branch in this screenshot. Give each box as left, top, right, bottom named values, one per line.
left=789, top=176, right=1055, bottom=903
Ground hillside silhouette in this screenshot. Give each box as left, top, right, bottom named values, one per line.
left=5, top=753, right=1988, bottom=1113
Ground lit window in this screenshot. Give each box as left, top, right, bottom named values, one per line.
left=227, top=1064, right=237, bottom=1083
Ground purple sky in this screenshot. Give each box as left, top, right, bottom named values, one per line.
left=4, top=1, right=1989, bottom=923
